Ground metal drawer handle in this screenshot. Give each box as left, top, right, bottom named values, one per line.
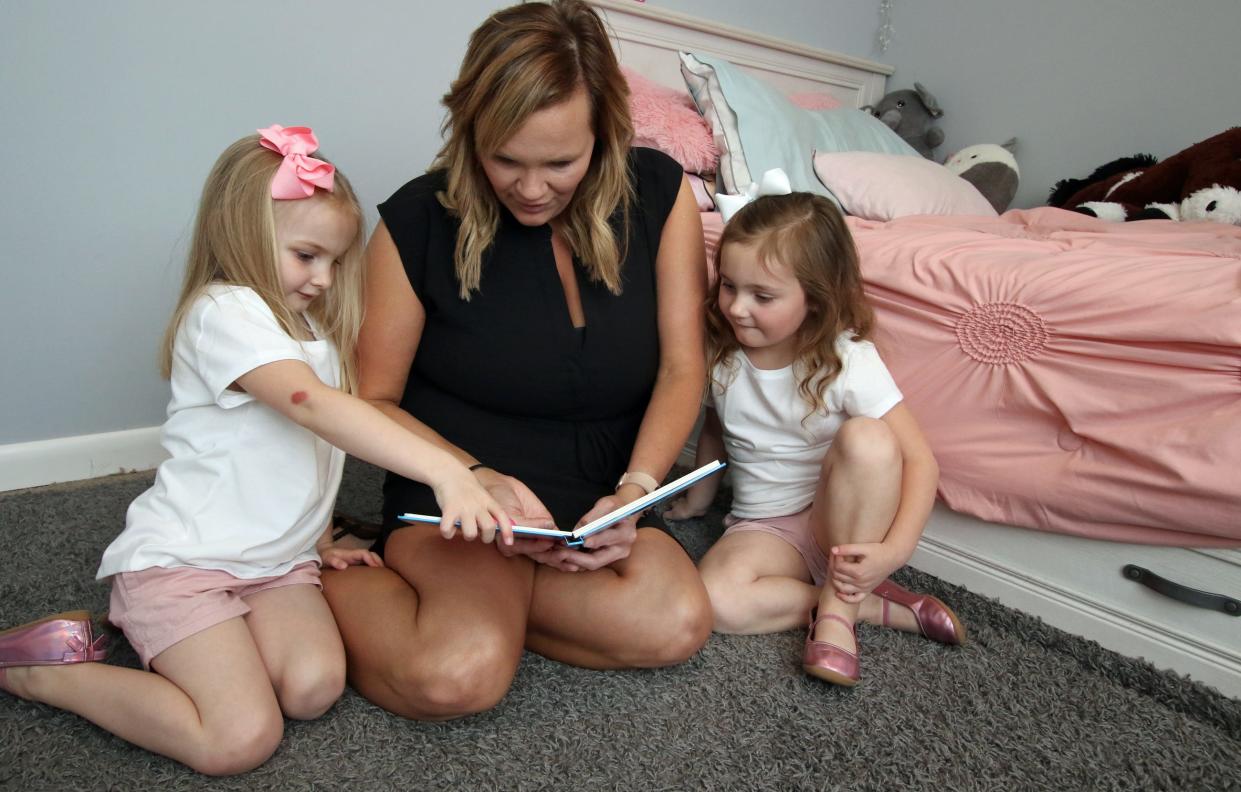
left=1122, top=564, right=1239, bottom=616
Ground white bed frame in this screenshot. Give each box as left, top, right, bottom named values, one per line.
left=2, top=0, right=1235, bottom=700
left=592, top=0, right=890, bottom=106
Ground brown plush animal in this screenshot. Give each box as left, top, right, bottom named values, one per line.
left=1049, top=127, right=1241, bottom=225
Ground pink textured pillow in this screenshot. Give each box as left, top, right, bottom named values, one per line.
left=813, top=151, right=996, bottom=220
left=623, top=67, right=718, bottom=175
left=789, top=92, right=843, bottom=111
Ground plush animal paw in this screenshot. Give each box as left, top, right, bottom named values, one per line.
left=1181, top=184, right=1241, bottom=225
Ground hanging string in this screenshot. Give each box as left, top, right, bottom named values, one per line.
left=876, top=0, right=894, bottom=53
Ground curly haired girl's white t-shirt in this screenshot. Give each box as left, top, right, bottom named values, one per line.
left=707, top=335, right=903, bottom=519
left=97, top=285, right=345, bottom=580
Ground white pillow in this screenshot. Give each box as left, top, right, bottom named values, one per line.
left=679, top=51, right=920, bottom=198
left=679, top=52, right=750, bottom=193
left=812, top=151, right=998, bottom=220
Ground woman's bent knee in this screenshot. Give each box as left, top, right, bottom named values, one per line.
left=385, top=636, right=518, bottom=720
left=631, top=583, right=713, bottom=666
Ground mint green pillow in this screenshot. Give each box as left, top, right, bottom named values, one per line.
left=680, top=52, right=920, bottom=199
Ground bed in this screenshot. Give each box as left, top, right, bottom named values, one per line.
left=590, top=0, right=1241, bottom=698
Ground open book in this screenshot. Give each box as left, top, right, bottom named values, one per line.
left=398, top=460, right=726, bottom=547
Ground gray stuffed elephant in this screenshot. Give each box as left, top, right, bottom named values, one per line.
left=862, top=82, right=945, bottom=159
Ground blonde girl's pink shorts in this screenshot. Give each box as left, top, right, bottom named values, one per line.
left=107, top=562, right=321, bottom=668
left=722, top=506, right=830, bottom=587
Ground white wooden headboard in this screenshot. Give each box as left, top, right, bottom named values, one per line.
left=590, top=0, right=892, bottom=108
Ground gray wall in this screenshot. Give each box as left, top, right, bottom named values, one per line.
left=0, top=0, right=876, bottom=445
left=3, top=1, right=1235, bottom=445
left=2, top=1, right=498, bottom=444
left=879, top=0, right=1241, bottom=209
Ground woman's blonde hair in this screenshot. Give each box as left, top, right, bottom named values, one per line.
left=160, top=134, right=367, bottom=392
left=434, top=0, right=634, bottom=299
left=707, top=193, right=875, bottom=417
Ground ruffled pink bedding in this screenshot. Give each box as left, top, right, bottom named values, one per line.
left=849, top=208, right=1241, bottom=546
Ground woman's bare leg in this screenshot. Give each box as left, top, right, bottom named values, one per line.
left=5, top=618, right=284, bottom=775
left=524, top=528, right=712, bottom=669
left=321, top=524, right=534, bottom=720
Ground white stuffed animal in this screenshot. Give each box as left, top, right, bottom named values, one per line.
left=944, top=138, right=1020, bottom=213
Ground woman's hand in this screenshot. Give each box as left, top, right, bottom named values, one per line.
left=554, top=517, right=639, bottom=572
left=473, top=468, right=559, bottom=557
left=319, top=545, right=385, bottom=570
left=430, top=468, right=514, bottom=545
left=534, top=491, right=642, bottom=573
left=828, top=540, right=907, bottom=603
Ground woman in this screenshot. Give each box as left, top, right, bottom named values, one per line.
left=321, top=0, right=712, bottom=719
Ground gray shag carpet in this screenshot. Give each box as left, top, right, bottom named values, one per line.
left=1, top=458, right=1238, bottom=792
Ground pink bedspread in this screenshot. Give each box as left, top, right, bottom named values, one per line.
left=849, top=208, right=1241, bottom=546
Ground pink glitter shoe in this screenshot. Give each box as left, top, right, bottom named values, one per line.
left=874, top=580, right=966, bottom=646
left=0, top=611, right=111, bottom=672
left=802, top=608, right=860, bottom=687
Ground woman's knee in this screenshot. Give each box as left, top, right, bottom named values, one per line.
left=628, top=575, right=713, bottom=666
left=385, top=631, right=519, bottom=720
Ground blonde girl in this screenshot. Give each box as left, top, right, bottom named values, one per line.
left=0, top=126, right=510, bottom=774
left=666, top=192, right=965, bottom=686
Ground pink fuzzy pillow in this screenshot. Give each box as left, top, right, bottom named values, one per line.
left=623, top=67, right=718, bottom=175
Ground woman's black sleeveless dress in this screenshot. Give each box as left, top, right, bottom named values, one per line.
left=373, top=148, right=683, bottom=552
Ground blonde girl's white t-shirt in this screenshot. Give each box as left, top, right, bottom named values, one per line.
left=707, top=334, right=903, bottom=519
left=96, top=285, right=345, bottom=580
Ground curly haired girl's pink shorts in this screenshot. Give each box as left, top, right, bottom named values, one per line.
left=107, top=562, right=321, bottom=668
left=722, top=506, right=830, bottom=586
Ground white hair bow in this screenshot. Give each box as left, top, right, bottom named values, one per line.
left=715, top=168, right=793, bottom=223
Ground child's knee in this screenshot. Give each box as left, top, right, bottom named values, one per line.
left=276, top=655, right=347, bottom=720
left=827, top=417, right=899, bottom=470
left=193, top=708, right=284, bottom=776
left=702, top=570, right=754, bottom=634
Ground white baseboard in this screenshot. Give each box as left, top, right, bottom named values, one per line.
left=910, top=504, right=1241, bottom=700
left=0, top=427, right=167, bottom=493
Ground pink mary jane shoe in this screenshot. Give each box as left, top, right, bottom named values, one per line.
left=874, top=580, right=967, bottom=646
left=802, top=608, right=860, bottom=687
left=0, top=611, right=112, bottom=671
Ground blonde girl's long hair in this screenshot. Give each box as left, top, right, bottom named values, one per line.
left=160, top=134, right=367, bottom=393
left=434, top=0, right=634, bottom=299
left=706, top=192, right=875, bottom=417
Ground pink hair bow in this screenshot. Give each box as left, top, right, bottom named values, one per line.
left=257, top=124, right=335, bottom=199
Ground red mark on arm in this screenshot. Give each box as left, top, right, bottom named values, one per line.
left=291, top=390, right=309, bottom=405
